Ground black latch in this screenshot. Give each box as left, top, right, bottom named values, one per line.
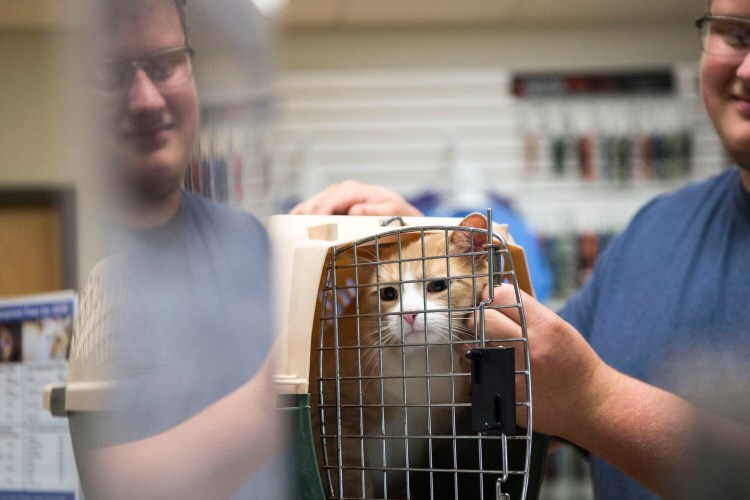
left=466, top=348, right=516, bottom=434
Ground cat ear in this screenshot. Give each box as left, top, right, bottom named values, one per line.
left=449, top=212, right=489, bottom=256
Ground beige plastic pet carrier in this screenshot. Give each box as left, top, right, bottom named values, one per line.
left=270, top=211, right=548, bottom=500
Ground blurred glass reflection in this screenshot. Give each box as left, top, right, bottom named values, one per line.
left=65, top=1, right=288, bottom=499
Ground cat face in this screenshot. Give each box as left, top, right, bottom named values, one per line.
left=358, top=224, right=490, bottom=347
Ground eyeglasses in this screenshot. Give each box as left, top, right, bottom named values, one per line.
left=696, top=14, right=750, bottom=58
left=92, top=45, right=194, bottom=92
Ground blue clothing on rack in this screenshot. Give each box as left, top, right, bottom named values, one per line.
left=409, top=191, right=554, bottom=303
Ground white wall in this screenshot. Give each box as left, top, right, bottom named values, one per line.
left=279, top=21, right=701, bottom=72
left=0, top=31, right=72, bottom=185
left=271, top=20, right=717, bottom=235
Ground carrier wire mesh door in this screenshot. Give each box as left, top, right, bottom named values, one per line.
left=310, top=212, right=536, bottom=500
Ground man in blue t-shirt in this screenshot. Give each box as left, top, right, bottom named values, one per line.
left=293, top=0, right=750, bottom=497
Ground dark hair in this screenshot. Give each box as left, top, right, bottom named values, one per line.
left=101, top=0, right=190, bottom=45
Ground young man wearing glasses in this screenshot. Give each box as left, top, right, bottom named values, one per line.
left=97, top=0, right=198, bottom=226
left=295, top=0, right=750, bottom=498
left=70, top=1, right=286, bottom=499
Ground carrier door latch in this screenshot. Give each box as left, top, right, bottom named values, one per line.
left=466, top=347, right=517, bottom=434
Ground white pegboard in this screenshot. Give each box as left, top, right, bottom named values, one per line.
left=264, top=64, right=726, bottom=233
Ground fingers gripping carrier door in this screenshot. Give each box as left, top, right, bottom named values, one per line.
left=312, top=217, right=534, bottom=500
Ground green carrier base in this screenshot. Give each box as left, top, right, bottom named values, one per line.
left=279, top=393, right=548, bottom=500
left=279, top=393, right=327, bottom=499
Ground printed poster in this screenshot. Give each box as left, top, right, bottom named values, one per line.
left=0, top=291, right=78, bottom=500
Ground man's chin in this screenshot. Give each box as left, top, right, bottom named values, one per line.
left=722, top=132, right=750, bottom=169
left=131, top=173, right=183, bottom=205
left=111, top=165, right=184, bottom=208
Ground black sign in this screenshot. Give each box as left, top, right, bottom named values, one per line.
left=512, top=70, right=674, bottom=98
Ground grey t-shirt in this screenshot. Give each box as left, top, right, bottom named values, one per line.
left=69, top=191, right=286, bottom=498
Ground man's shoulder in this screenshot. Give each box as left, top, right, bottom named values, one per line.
left=180, top=191, right=265, bottom=238
left=643, top=169, right=737, bottom=212
left=622, top=169, right=738, bottom=234
left=596, top=169, right=739, bottom=266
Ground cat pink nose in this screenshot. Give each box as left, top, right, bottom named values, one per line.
left=403, top=313, right=417, bottom=326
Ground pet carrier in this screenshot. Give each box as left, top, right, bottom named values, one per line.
left=271, top=210, right=547, bottom=500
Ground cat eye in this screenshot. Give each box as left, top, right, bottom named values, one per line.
left=426, top=280, right=449, bottom=293
left=379, top=286, right=398, bottom=301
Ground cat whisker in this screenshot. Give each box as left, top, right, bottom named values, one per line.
left=357, top=325, right=401, bottom=376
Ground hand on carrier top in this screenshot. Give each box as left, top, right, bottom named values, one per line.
left=290, top=180, right=424, bottom=217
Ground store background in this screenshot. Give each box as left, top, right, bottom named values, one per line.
left=0, top=0, right=720, bottom=498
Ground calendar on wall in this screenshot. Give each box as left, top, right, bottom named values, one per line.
left=0, top=291, right=79, bottom=500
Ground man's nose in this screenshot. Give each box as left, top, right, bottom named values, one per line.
left=127, top=68, right=166, bottom=112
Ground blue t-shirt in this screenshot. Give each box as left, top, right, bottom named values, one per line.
left=559, top=168, right=750, bottom=499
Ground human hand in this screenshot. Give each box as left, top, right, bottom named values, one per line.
left=290, top=180, right=423, bottom=217
left=470, top=283, right=619, bottom=440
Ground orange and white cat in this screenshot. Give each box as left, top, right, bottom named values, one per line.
left=311, top=213, right=497, bottom=499
left=357, top=213, right=493, bottom=498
